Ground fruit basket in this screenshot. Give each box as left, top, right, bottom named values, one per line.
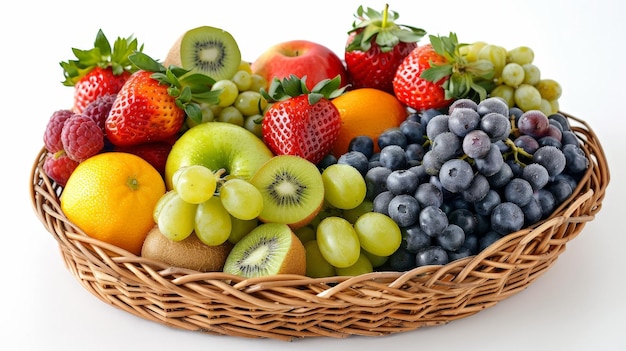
left=30, top=112, right=608, bottom=341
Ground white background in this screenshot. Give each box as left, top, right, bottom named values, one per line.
left=3, top=0, right=624, bottom=350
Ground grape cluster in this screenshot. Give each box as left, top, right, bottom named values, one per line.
left=154, top=164, right=264, bottom=246
left=328, top=97, right=588, bottom=272
left=184, top=61, right=269, bottom=138
left=462, top=43, right=562, bottom=115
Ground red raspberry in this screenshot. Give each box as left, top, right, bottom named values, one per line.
left=82, top=93, right=117, bottom=132
left=43, top=152, right=79, bottom=186
left=61, top=114, right=105, bottom=162
left=43, top=109, right=75, bottom=153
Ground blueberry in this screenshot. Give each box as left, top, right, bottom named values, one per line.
left=403, top=225, right=432, bottom=253
left=419, top=205, right=449, bottom=237
left=416, top=246, right=449, bottom=267
left=373, top=191, right=394, bottom=215
left=348, top=136, right=375, bottom=159
left=337, top=150, right=369, bottom=176
left=448, top=208, right=478, bottom=236
left=563, top=143, right=589, bottom=174
left=447, top=246, right=473, bottom=262
left=436, top=224, right=465, bottom=251
left=405, top=143, right=424, bottom=162
left=378, top=128, right=408, bottom=149
left=479, top=231, right=503, bottom=251
left=387, top=247, right=417, bottom=271
left=439, top=158, right=474, bottom=193
left=365, top=166, right=392, bottom=200
left=414, top=182, right=443, bottom=208
left=379, top=145, right=408, bottom=171
left=386, top=169, right=419, bottom=195
left=388, top=194, right=420, bottom=227
left=490, top=202, right=524, bottom=235
left=477, top=96, right=509, bottom=117
left=399, top=120, right=425, bottom=144
left=317, top=154, right=337, bottom=171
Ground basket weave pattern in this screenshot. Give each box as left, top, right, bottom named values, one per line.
left=30, top=113, right=609, bottom=341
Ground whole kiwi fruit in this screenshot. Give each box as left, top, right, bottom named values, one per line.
left=141, top=225, right=233, bottom=272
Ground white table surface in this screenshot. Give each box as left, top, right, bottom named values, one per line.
left=4, top=0, right=624, bottom=350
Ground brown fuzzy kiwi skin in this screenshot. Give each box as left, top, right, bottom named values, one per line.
left=141, top=226, right=233, bottom=272
left=163, top=34, right=183, bottom=68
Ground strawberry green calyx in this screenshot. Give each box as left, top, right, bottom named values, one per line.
left=261, top=75, right=347, bottom=105
left=420, top=33, right=495, bottom=101
left=346, top=4, right=426, bottom=53
left=61, top=29, right=142, bottom=86
left=128, top=51, right=221, bottom=123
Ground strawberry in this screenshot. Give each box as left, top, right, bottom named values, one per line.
left=393, top=33, right=495, bottom=112
left=105, top=52, right=221, bottom=147
left=345, top=4, right=425, bottom=94
left=113, top=141, right=173, bottom=176
left=260, top=75, right=346, bottom=164
left=60, top=29, right=141, bottom=114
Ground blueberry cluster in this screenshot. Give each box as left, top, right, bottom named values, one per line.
left=322, top=97, right=589, bottom=272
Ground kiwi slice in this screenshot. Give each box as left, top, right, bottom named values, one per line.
left=249, top=155, right=324, bottom=229
left=223, top=223, right=306, bottom=278
left=141, top=226, right=233, bottom=272
left=165, top=26, right=241, bottom=81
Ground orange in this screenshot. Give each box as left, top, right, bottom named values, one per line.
left=60, top=152, right=166, bottom=255
left=331, top=88, right=408, bottom=157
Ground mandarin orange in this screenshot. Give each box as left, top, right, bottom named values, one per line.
left=331, top=88, right=408, bottom=157
left=60, top=152, right=166, bottom=255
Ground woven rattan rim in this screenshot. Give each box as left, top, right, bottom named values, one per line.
left=30, top=112, right=609, bottom=341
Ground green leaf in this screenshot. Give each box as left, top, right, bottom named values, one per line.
left=128, top=51, right=165, bottom=72
left=178, top=86, right=192, bottom=104
left=420, top=63, right=452, bottom=83
left=185, top=103, right=203, bottom=123
left=191, top=89, right=222, bottom=105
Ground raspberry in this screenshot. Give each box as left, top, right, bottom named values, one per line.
left=43, top=109, right=75, bottom=153
left=61, top=114, right=105, bottom=162
left=82, top=93, right=117, bottom=132
left=43, top=152, right=79, bottom=186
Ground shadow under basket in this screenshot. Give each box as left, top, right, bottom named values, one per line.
left=30, top=112, right=610, bottom=341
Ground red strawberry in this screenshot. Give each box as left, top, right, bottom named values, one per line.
left=393, top=33, right=495, bottom=112
left=60, top=29, right=141, bottom=113
left=105, top=52, right=220, bottom=147
left=113, top=142, right=172, bottom=176
left=345, top=4, right=425, bottom=94
left=261, top=75, right=346, bottom=164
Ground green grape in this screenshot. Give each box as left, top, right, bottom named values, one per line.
left=514, top=84, right=542, bottom=111
left=353, top=212, right=402, bottom=257
left=304, top=240, right=336, bottom=278
left=322, top=164, right=366, bottom=210
left=232, top=70, right=252, bottom=91
left=216, top=106, right=244, bottom=126
left=186, top=102, right=215, bottom=128
left=535, top=79, right=562, bottom=100
left=507, top=46, right=534, bottom=65
left=489, top=84, right=515, bottom=107
left=522, top=63, right=541, bottom=85
left=173, top=165, right=218, bottom=204
left=316, top=216, right=360, bottom=268
left=153, top=190, right=176, bottom=223
left=334, top=252, right=373, bottom=276
left=156, top=190, right=197, bottom=241
left=294, top=225, right=316, bottom=244
left=212, top=79, right=240, bottom=107
left=342, top=200, right=373, bottom=223
left=195, top=196, right=232, bottom=246
left=539, top=99, right=553, bottom=116
left=461, top=41, right=487, bottom=62
left=243, top=114, right=264, bottom=138
left=234, top=91, right=267, bottom=116
left=478, top=44, right=507, bottom=77
left=249, top=74, right=268, bottom=92
left=549, top=99, right=560, bottom=114
left=228, top=216, right=258, bottom=244
left=362, top=249, right=388, bottom=268
left=219, top=178, right=263, bottom=220
left=501, top=63, right=525, bottom=87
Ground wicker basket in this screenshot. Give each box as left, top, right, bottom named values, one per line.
left=30, top=112, right=609, bottom=341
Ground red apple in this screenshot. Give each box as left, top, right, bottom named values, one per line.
left=251, top=40, right=349, bottom=91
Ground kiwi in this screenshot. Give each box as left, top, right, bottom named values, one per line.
left=141, top=226, right=233, bottom=272
left=223, top=222, right=306, bottom=278
left=164, top=26, right=241, bottom=81
left=249, top=155, right=325, bottom=229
